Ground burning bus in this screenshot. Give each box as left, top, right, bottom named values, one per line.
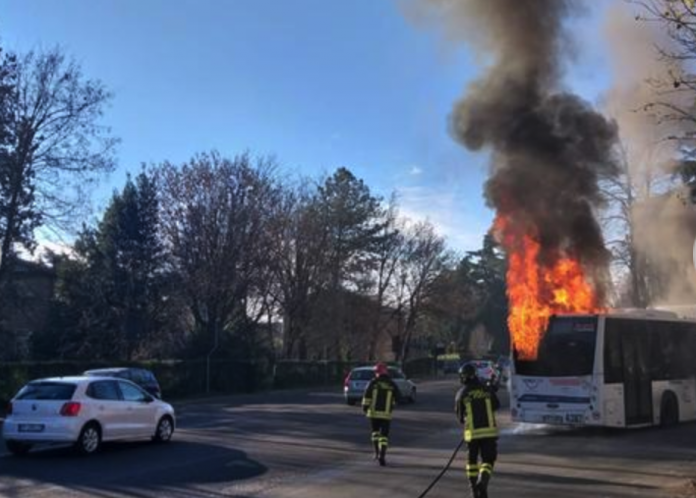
left=425, top=0, right=696, bottom=428
left=510, top=310, right=696, bottom=428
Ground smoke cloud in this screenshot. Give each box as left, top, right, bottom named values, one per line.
left=409, top=0, right=619, bottom=302
left=602, top=2, right=679, bottom=173
left=602, top=2, right=696, bottom=306
left=633, top=191, right=696, bottom=305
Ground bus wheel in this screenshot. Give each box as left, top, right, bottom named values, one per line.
left=660, top=392, right=679, bottom=427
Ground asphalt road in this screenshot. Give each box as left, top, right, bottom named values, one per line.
left=1, top=378, right=695, bottom=498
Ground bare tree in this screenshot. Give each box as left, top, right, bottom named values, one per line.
left=267, top=182, right=331, bottom=359
left=389, top=220, right=452, bottom=363
left=153, top=152, right=280, bottom=359
left=631, top=1, right=696, bottom=147
left=601, top=139, right=674, bottom=306
left=0, top=47, right=117, bottom=283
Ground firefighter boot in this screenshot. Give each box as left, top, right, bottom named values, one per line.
left=477, top=472, right=491, bottom=498
left=373, top=440, right=380, bottom=460
left=378, top=445, right=387, bottom=467
left=468, top=477, right=480, bottom=498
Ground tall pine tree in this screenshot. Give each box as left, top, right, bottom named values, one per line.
left=40, top=172, right=168, bottom=360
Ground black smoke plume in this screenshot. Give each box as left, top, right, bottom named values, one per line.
left=420, top=0, right=619, bottom=300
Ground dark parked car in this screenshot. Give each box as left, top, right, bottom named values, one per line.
left=442, top=359, right=461, bottom=374
left=460, top=360, right=501, bottom=390
left=83, top=367, right=162, bottom=399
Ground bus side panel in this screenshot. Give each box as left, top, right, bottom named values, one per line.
left=680, top=379, right=696, bottom=422
left=604, top=317, right=654, bottom=427
left=601, top=384, right=626, bottom=427
left=649, top=320, right=696, bottom=425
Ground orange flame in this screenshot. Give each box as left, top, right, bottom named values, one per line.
left=494, top=215, right=603, bottom=360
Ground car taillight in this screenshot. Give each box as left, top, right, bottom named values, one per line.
left=60, top=402, right=82, bottom=417
left=344, top=375, right=351, bottom=388
left=6, top=401, right=12, bottom=416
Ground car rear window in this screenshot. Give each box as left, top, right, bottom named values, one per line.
left=86, top=369, right=128, bottom=379
left=86, top=370, right=115, bottom=376
left=350, top=370, right=374, bottom=381
left=16, top=382, right=77, bottom=401
left=141, top=370, right=157, bottom=382
left=388, top=369, right=405, bottom=379
left=133, top=369, right=156, bottom=383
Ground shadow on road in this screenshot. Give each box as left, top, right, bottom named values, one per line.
left=499, top=470, right=654, bottom=490
left=0, top=439, right=267, bottom=498
left=500, top=419, right=696, bottom=466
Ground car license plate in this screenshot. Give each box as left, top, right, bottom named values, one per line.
left=541, top=415, right=563, bottom=424
left=18, top=423, right=44, bottom=433
left=565, top=414, right=583, bottom=424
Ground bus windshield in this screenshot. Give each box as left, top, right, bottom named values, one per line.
left=514, top=315, right=598, bottom=377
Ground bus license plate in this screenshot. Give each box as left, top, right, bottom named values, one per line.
left=565, top=414, right=583, bottom=424
left=542, top=415, right=563, bottom=424
left=18, top=424, right=44, bottom=433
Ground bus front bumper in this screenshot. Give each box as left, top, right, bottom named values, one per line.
left=512, top=408, right=598, bottom=426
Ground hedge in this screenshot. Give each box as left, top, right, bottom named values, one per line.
left=0, top=357, right=436, bottom=414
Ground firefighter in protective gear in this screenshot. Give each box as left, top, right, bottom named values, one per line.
left=455, top=363, right=500, bottom=498
left=361, top=362, right=398, bottom=466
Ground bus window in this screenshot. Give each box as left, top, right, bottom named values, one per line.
left=605, top=318, right=652, bottom=379
left=649, top=324, right=668, bottom=380
left=514, top=315, right=598, bottom=377
left=604, top=319, right=623, bottom=383
left=670, top=323, right=693, bottom=378
left=684, top=323, right=696, bottom=376
left=648, top=321, right=696, bottom=380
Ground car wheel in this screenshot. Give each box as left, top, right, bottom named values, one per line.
left=75, top=422, right=101, bottom=455
left=409, top=388, right=417, bottom=404
left=6, top=440, right=32, bottom=456
left=153, top=416, right=174, bottom=443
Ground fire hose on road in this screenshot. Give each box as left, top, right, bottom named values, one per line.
left=416, top=439, right=464, bottom=498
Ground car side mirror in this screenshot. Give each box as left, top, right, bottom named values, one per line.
left=143, top=395, right=154, bottom=403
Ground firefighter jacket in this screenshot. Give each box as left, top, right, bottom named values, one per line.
left=362, top=375, right=398, bottom=420
left=455, top=378, right=500, bottom=442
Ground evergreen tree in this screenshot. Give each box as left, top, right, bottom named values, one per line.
left=314, top=167, right=386, bottom=359
left=459, top=234, right=509, bottom=354
left=39, top=172, right=168, bottom=360
left=318, top=167, right=386, bottom=288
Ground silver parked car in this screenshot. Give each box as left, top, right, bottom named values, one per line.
left=2, top=376, right=175, bottom=456
left=343, top=366, right=417, bottom=406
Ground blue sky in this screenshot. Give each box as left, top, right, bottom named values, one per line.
left=0, top=0, right=612, bottom=253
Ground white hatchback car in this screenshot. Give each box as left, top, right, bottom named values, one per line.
left=343, top=366, right=417, bottom=405
left=2, top=376, right=175, bottom=456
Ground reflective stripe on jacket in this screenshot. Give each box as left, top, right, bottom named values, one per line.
left=455, top=380, right=499, bottom=442
left=362, top=376, right=396, bottom=420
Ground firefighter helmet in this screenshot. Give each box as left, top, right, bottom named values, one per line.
left=374, top=362, right=388, bottom=376
left=459, top=363, right=477, bottom=384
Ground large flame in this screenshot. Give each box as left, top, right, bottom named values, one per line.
left=494, top=215, right=604, bottom=360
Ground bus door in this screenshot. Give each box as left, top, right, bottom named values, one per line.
left=620, top=322, right=653, bottom=426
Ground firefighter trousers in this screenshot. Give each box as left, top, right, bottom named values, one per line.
left=465, top=437, right=497, bottom=498
left=369, top=418, right=390, bottom=460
